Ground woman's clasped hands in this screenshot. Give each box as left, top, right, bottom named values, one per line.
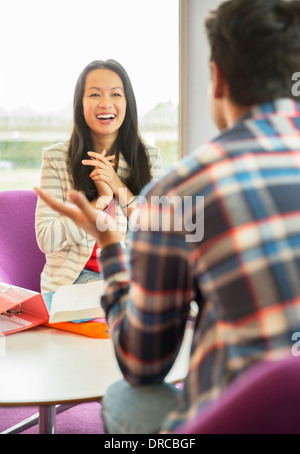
left=82, top=149, right=123, bottom=198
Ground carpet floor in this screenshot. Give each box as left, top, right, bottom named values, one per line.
left=0, top=402, right=104, bottom=434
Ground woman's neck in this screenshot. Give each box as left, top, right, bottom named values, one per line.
left=91, top=132, right=117, bottom=156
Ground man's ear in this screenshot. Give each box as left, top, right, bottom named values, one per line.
left=210, top=61, right=227, bottom=99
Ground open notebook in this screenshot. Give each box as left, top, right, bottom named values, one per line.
left=43, top=280, right=109, bottom=339
left=48, top=280, right=105, bottom=323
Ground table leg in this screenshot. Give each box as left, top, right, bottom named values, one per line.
left=38, top=405, right=56, bottom=434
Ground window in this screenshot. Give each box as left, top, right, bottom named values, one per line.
left=0, top=0, right=179, bottom=191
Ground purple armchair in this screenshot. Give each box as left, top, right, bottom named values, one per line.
left=175, top=356, right=300, bottom=434
left=0, top=190, right=45, bottom=292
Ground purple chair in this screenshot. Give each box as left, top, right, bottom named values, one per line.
left=0, top=190, right=84, bottom=433
left=175, top=356, right=300, bottom=434
left=0, top=190, right=45, bottom=292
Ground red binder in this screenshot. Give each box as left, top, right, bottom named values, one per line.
left=0, top=282, right=49, bottom=335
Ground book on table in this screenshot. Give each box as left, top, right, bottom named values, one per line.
left=48, top=280, right=106, bottom=324
left=43, top=280, right=109, bottom=339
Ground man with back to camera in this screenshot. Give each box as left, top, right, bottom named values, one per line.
left=35, top=0, right=300, bottom=434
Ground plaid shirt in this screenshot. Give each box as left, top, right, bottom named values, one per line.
left=100, top=98, right=300, bottom=433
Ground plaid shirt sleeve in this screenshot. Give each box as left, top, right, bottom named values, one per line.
left=100, top=193, right=194, bottom=384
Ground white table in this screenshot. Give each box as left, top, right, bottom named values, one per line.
left=0, top=323, right=193, bottom=434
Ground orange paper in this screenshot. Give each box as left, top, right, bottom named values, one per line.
left=45, top=320, right=110, bottom=338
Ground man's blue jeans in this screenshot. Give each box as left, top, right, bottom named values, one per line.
left=76, top=270, right=180, bottom=433
left=101, top=379, right=180, bottom=434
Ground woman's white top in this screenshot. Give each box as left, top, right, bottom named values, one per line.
left=35, top=141, right=164, bottom=292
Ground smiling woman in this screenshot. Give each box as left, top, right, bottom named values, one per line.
left=35, top=59, right=165, bottom=294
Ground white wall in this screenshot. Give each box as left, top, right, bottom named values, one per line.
left=179, top=0, right=222, bottom=156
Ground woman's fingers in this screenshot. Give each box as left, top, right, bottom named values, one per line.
left=86, top=151, right=115, bottom=163
left=81, top=150, right=120, bottom=196
left=82, top=159, right=114, bottom=167
left=89, top=168, right=110, bottom=178
left=88, top=150, right=114, bottom=159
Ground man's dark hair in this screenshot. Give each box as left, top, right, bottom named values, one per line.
left=205, top=0, right=300, bottom=106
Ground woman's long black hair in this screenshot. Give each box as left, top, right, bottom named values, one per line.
left=67, top=59, right=151, bottom=201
